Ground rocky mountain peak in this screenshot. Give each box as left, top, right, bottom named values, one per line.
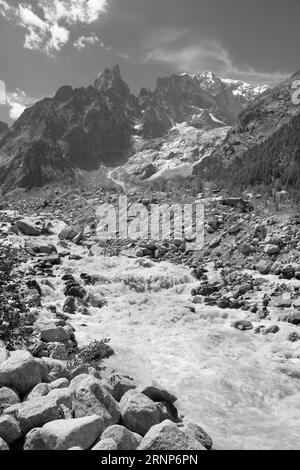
left=94, top=64, right=131, bottom=100
left=54, top=85, right=74, bottom=102
left=0, top=65, right=271, bottom=193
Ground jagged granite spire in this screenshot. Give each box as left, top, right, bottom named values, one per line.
left=94, top=64, right=131, bottom=100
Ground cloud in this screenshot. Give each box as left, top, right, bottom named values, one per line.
left=145, top=40, right=288, bottom=85
left=73, top=32, right=100, bottom=50
left=0, top=0, right=108, bottom=56
left=6, top=88, right=35, bottom=120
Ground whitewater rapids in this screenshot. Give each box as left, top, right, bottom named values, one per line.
left=4, top=215, right=300, bottom=450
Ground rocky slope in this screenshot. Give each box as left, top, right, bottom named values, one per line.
left=0, top=67, right=266, bottom=194
left=0, top=122, right=8, bottom=139
left=193, top=70, right=300, bottom=195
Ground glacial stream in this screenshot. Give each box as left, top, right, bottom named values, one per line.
left=3, top=215, right=300, bottom=450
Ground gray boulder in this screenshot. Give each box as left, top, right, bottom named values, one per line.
left=40, top=416, right=103, bottom=450
left=180, top=417, right=213, bottom=450
left=0, top=387, right=20, bottom=408
left=137, top=420, right=205, bottom=450
left=119, top=390, right=161, bottom=436
left=101, top=425, right=141, bottom=450
left=23, top=428, right=47, bottom=450
left=17, top=396, right=61, bottom=434
left=16, top=220, right=40, bottom=236
left=40, top=327, right=70, bottom=343
left=0, top=415, right=22, bottom=444
left=73, top=377, right=120, bottom=431
left=0, top=351, right=48, bottom=396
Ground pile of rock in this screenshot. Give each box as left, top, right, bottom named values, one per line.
left=0, top=351, right=213, bottom=451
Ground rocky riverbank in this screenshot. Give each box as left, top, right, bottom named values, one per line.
left=1, top=188, right=300, bottom=449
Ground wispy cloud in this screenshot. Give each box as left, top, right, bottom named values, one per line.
left=145, top=39, right=289, bottom=85
left=73, top=32, right=100, bottom=50
left=0, top=0, right=109, bottom=56
left=5, top=88, right=35, bottom=120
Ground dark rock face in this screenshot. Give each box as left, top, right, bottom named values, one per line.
left=0, top=66, right=265, bottom=193
left=0, top=121, right=8, bottom=138
left=0, top=66, right=140, bottom=193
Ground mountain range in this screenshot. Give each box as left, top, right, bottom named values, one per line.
left=0, top=65, right=270, bottom=194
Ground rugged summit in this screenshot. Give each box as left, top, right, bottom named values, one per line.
left=0, top=66, right=267, bottom=193
left=192, top=72, right=268, bottom=122
left=193, top=71, right=300, bottom=195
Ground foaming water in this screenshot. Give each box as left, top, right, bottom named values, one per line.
left=14, top=220, right=300, bottom=450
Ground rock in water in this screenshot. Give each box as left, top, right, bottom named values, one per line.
left=231, top=320, right=253, bottom=331
left=15, top=221, right=40, bottom=236
left=139, top=381, right=177, bottom=404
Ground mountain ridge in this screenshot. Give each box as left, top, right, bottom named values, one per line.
left=0, top=66, right=268, bottom=194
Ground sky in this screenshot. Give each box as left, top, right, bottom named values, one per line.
left=0, top=0, right=299, bottom=123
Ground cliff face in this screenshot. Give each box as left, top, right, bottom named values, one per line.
left=0, top=65, right=267, bottom=193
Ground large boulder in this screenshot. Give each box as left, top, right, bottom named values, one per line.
left=180, top=417, right=213, bottom=450
left=72, top=376, right=120, bottom=430
left=16, top=396, right=61, bottom=434
left=15, top=220, right=40, bottom=236
left=0, top=351, right=48, bottom=397
left=255, top=260, right=272, bottom=275
left=264, top=244, right=280, bottom=255
left=46, top=388, right=73, bottom=409
left=40, top=416, right=103, bottom=450
left=0, top=415, right=22, bottom=444
left=139, top=381, right=177, bottom=404
left=119, top=390, right=161, bottom=436
left=137, top=420, right=205, bottom=450
left=0, top=387, right=20, bottom=408
left=288, top=312, right=300, bottom=326
left=23, top=428, right=47, bottom=450
left=101, top=425, right=141, bottom=450
left=40, top=327, right=70, bottom=344
left=59, top=227, right=80, bottom=241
